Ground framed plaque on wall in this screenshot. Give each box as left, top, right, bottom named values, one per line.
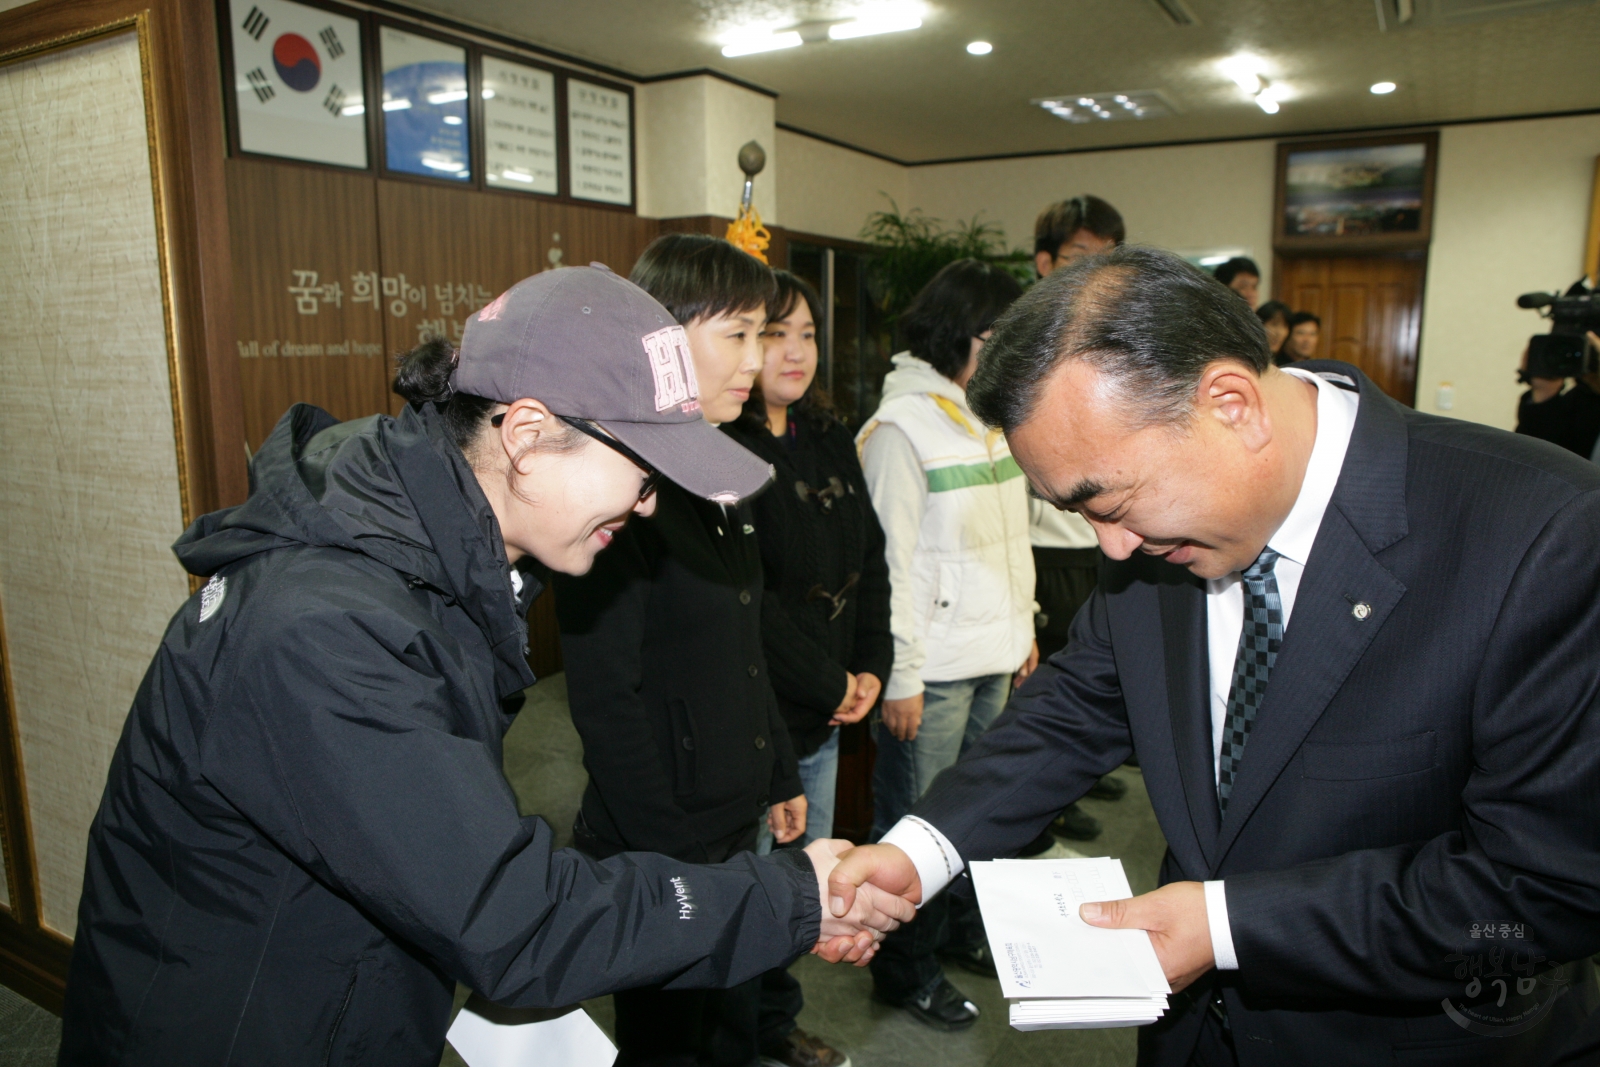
left=224, top=0, right=369, bottom=168
left=379, top=24, right=471, bottom=182
left=566, top=78, right=633, bottom=207
left=481, top=53, right=559, bottom=195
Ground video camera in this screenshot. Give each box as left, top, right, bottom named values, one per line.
left=1519, top=279, right=1600, bottom=380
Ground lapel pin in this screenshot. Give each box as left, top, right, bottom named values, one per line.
left=1351, top=601, right=1372, bottom=620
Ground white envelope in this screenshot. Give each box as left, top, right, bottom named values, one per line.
left=447, top=1001, right=616, bottom=1067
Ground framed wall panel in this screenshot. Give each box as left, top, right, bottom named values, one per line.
left=0, top=0, right=245, bottom=1012
left=480, top=51, right=559, bottom=195
left=221, top=0, right=370, bottom=169
left=378, top=22, right=470, bottom=183
left=566, top=76, right=634, bottom=208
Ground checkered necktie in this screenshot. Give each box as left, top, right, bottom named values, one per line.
left=1217, top=548, right=1282, bottom=813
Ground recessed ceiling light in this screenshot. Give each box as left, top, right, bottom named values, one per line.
left=1370, top=81, right=1397, bottom=94
left=443, top=115, right=462, bottom=125
left=966, top=40, right=992, bottom=55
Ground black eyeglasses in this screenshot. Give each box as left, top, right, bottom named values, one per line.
left=492, top=411, right=661, bottom=503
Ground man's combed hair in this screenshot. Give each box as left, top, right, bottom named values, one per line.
left=1033, top=195, right=1126, bottom=258
left=967, top=246, right=1272, bottom=433
left=629, top=232, right=775, bottom=326
left=1213, top=256, right=1260, bottom=286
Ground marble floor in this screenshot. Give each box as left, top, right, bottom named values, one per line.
left=6, top=672, right=1165, bottom=1067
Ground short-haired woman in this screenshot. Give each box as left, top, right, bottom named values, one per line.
left=856, top=258, right=1037, bottom=1030
left=556, top=237, right=827, bottom=1067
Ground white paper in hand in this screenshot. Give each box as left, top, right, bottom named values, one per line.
left=970, top=857, right=1170, bottom=1030
left=446, top=1000, right=616, bottom=1067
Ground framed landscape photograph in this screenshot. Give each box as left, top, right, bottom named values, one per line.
left=1274, top=132, right=1438, bottom=251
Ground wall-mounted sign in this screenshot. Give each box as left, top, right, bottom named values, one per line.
left=482, top=56, right=558, bottom=195
left=229, top=0, right=367, bottom=168
left=567, top=79, right=631, bottom=206
left=380, top=26, right=470, bottom=182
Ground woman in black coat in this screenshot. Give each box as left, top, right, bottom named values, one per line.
left=59, top=268, right=903, bottom=1067
left=556, top=236, right=820, bottom=1067
left=725, top=271, right=893, bottom=845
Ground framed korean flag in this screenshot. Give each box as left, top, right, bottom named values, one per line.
left=226, top=0, right=369, bottom=168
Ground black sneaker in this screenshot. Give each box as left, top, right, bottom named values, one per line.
left=1052, top=802, right=1103, bottom=841
left=874, top=975, right=980, bottom=1031
left=939, top=942, right=999, bottom=979
left=1086, top=775, right=1127, bottom=801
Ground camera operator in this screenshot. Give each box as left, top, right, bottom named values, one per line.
left=1516, top=330, right=1600, bottom=459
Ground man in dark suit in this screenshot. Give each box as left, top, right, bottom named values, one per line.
left=827, top=246, right=1600, bottom=1065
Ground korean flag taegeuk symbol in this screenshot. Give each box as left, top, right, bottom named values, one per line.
left=231, top=0, right=367, bottom=168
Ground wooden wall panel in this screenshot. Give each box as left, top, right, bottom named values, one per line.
left=227, top=158, right=389, bottom=451
left=1275, top=253, right=1426, bottom=406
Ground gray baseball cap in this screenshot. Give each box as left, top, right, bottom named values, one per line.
left=451, top=264, right=773, bottom=504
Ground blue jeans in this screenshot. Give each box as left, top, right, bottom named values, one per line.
left=871, top=673, right=1011, bottom=840
left=757, top=727, right=839, bottom=853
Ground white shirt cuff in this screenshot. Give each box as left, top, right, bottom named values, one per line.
left=1203, top=880, right=1239, bottom=971
left=881, top=816, right=964, bottom=906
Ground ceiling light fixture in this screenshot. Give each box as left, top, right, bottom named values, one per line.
left=1033, top=90, right=1174, bottom=124
left=1219, top=54, right=1265, bottom=95
left=828, top=4, right=923, bottom=39
left=721, top=29, right=804, bottom=56
left=339, top=103, right=365, bottom=116
left=381, top=98, right=411, bottom=111
left=721, top=4, right=923, bottom=57
left=427, top=89, right=469, bottom=105
left=481, top=89, right=496, bottom=99
left=1219, top=54, right=1286, bottom=115
left=966, top=40, right=992, bottom=55
left=1370, top=80, right=1397, bottom=94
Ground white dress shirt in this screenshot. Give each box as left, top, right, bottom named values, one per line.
left=883, top=368, right=1360, bottom=974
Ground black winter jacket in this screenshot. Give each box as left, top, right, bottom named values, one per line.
left=555, top=479, right=803, bottom=863
left=59, top=404, right=821, bottom=1067
left=724, top=415, right=893, bottom=757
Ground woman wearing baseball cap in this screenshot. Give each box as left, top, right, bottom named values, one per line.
left=59, top=265, right=912, bottom=1067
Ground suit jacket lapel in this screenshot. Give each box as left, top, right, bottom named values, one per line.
left=1214, top=366, right=1412, bottom=864
left=1159, top=573, right=1220, bottom=871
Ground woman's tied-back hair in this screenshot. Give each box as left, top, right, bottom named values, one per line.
left=967, top=246, right=1272, bottom=434
left=899, top=258, right=1024, bottom=382
left=629, top=232, right=776, bottom=327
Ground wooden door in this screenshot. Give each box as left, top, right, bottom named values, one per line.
left=1274, top=253, right=1426, bottom=405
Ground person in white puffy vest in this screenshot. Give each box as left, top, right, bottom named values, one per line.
left=854, top=258, right=1038, bottom=1030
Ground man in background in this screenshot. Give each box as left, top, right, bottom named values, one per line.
left=1213, top=257, right=1261, bottom=309
left=1032, top=195, right=1124, bottom=277
left=1025, top=194, right=1132, bottom=844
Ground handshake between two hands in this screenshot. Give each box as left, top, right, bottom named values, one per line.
left=799, top=841, right=1218, bottom=990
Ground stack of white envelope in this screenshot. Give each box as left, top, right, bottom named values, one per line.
left=970, top=856, right=1171, bottom=1030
